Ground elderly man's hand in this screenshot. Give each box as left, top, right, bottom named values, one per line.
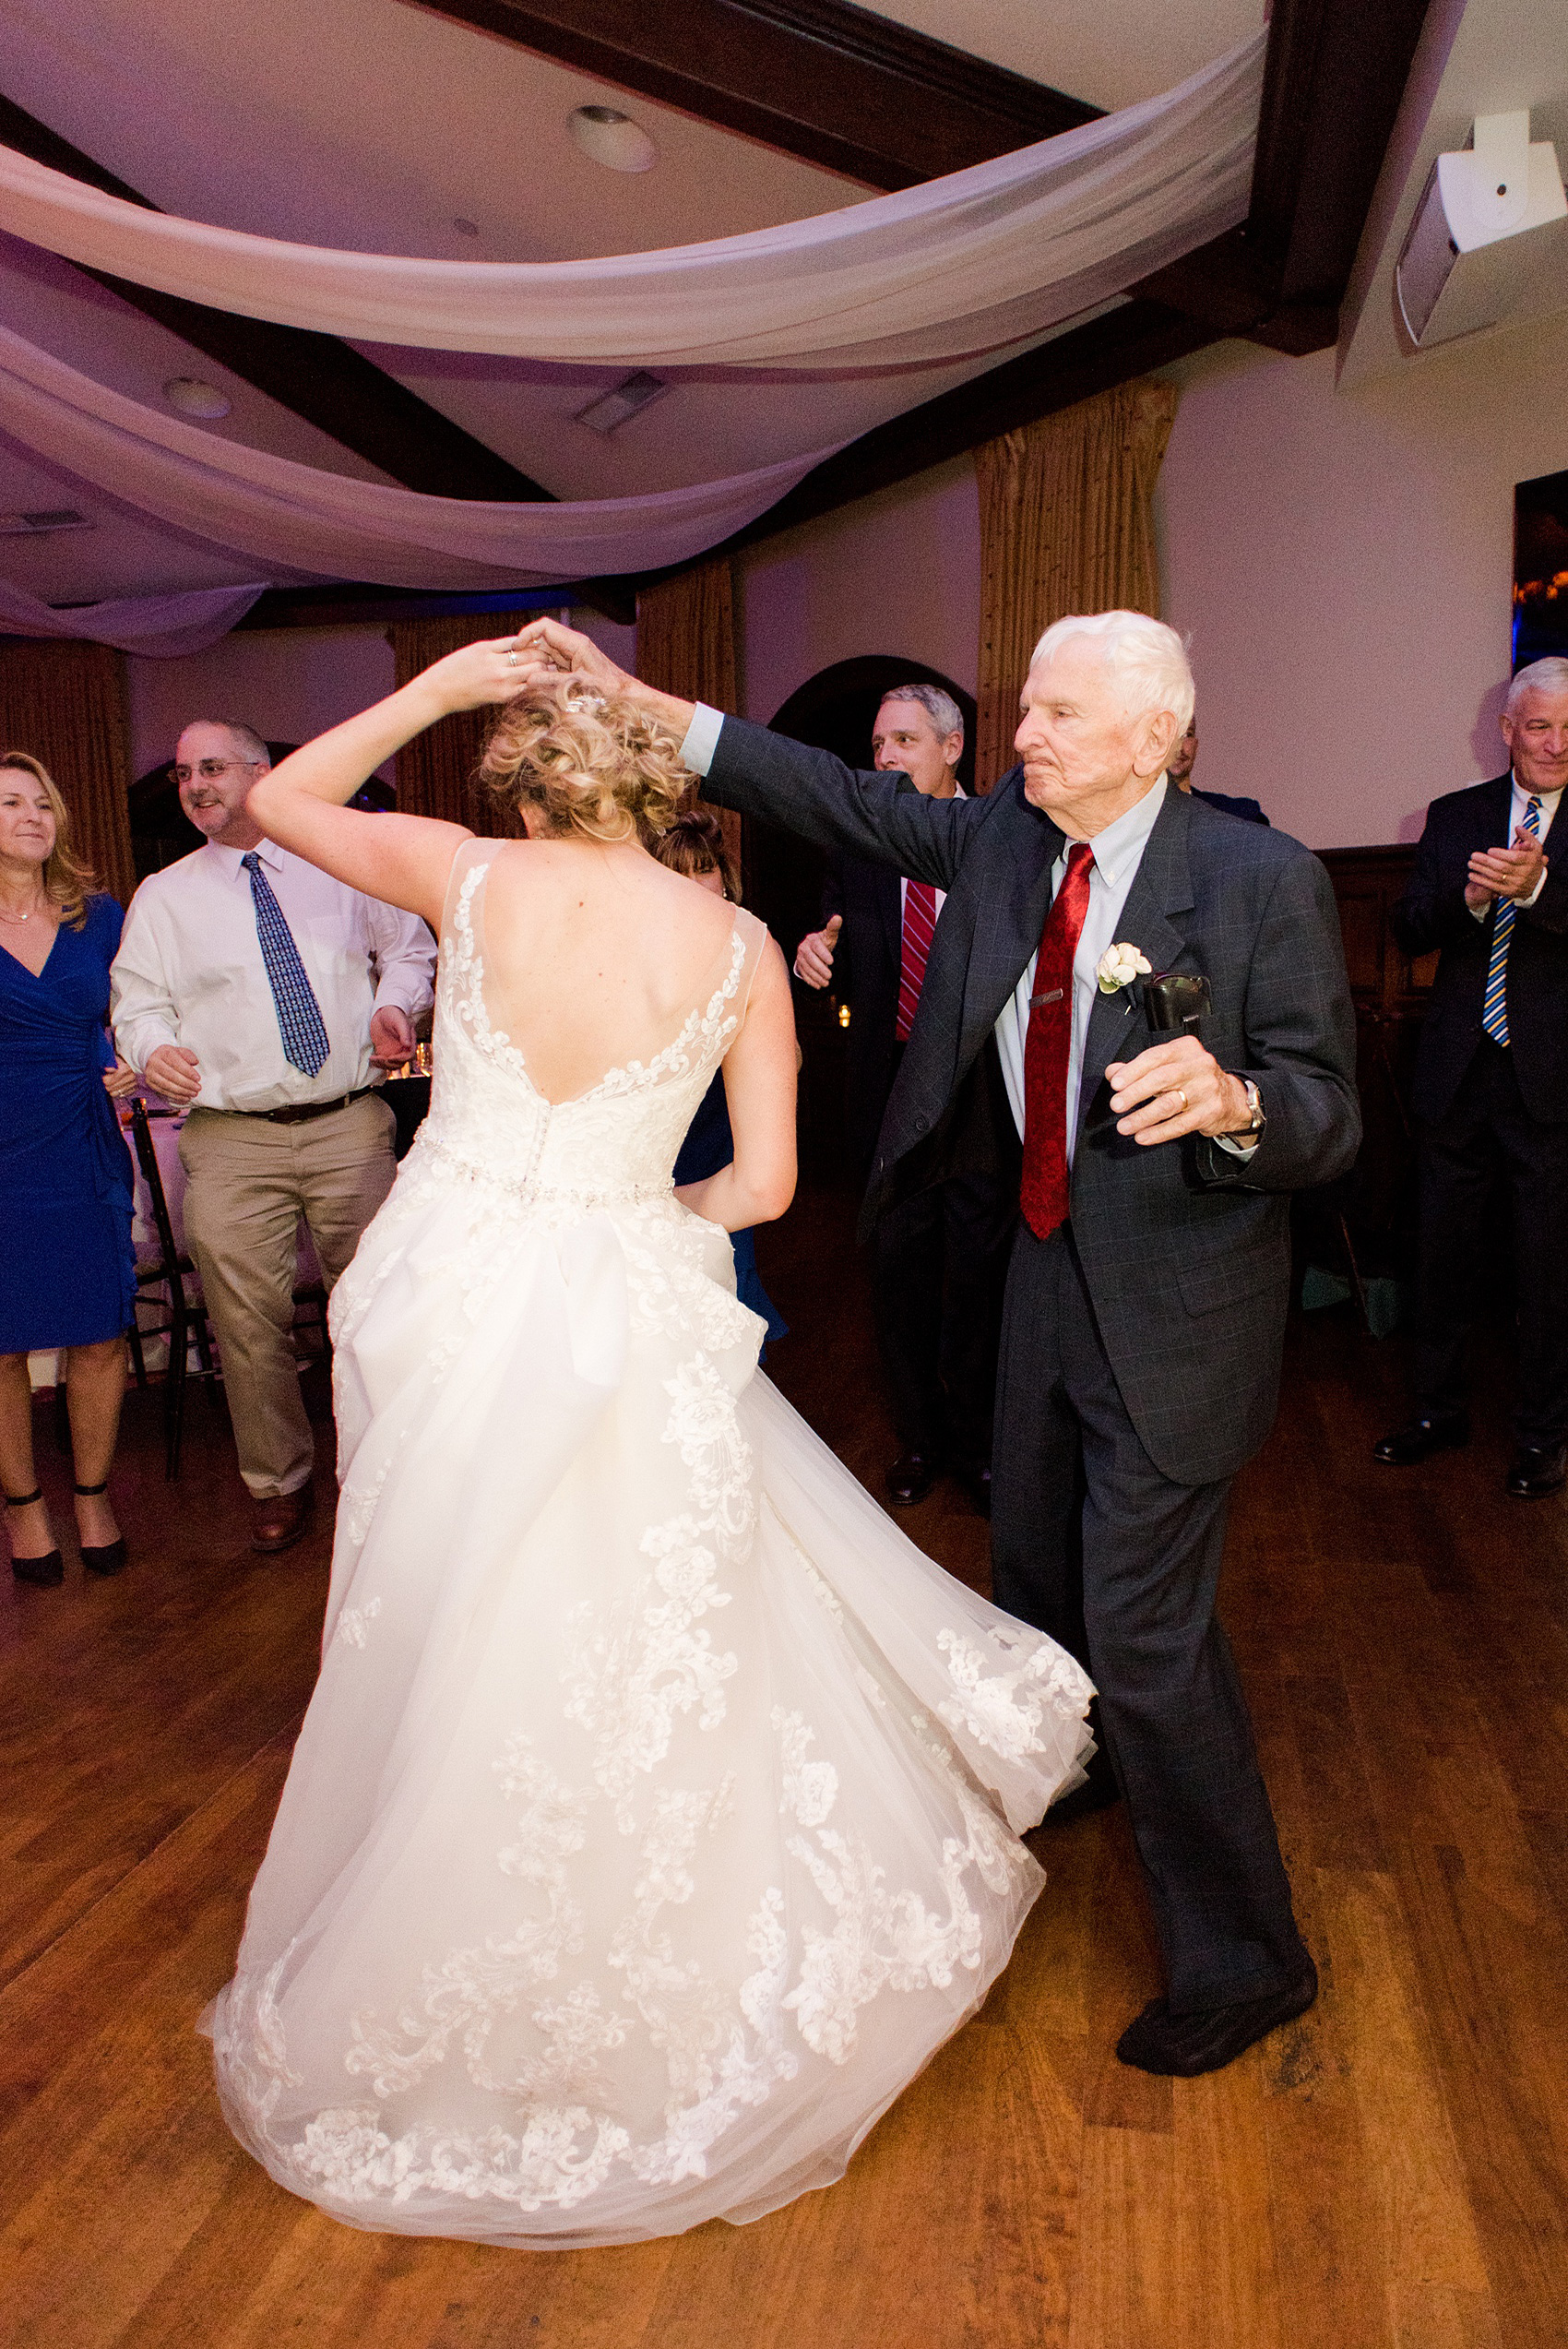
left=793, top=914, right=841, bottom=989
left=369, top=1007, right=415, bottom=1068
left=143, top=1043, right=202, bottom=1104
left=1105, top=1036, right=1253, bottom=1145
left=1467, top=828, right=1547, bottom=906
left=509, top=616, right=632, bottom=698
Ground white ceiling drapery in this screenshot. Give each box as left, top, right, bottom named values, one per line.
left=0, top=575, right=266, bottom=654
left=0, top=324, right=839, bottom=590
left=0, top=34, right=1265, bottom=372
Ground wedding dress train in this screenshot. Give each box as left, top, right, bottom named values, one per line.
left=206, top=842, right=1094, bottom=2248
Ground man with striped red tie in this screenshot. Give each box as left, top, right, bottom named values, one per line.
left=1378, top=655, right=1568, bottom=1497
left=794, top=685, right=1018, bottom=1512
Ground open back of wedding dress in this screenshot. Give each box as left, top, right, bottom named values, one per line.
left=206, top=841, right=1094, bottom=2248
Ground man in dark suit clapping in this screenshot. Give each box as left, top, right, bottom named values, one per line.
left=793, top=685, right=1017, bottom=1513
left=1376, top=655, right=1568, bottom=1497
left=509, top=607, right=1360, bottom=2076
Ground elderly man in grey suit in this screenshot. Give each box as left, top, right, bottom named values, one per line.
left=512, top=609, right=1360, bottom=2078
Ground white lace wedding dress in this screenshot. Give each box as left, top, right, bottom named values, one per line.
left=206, top=841, right=1094, bottom=2248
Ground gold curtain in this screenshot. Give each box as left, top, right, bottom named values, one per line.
left=387, top=610, right=545, bottom=833
left=636, top=558, right=742, bottom=883
left=0, top=639, right=136, bottom=903
left=973, top=377, right=1179, bottom=793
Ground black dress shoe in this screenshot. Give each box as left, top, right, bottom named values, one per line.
left=886, top=1450, right=941, bottom=1507
left=1507, top=1442, right=1568, bottom=1500
left=1116, top=1958, right=1318, bottom=2077
left=952, top=1459, right=992, bottom=1518
left=1372, top=1412, right=1469, bottom=1466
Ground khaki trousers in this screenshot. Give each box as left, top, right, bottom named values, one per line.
left=179, top=1095, right=397, bottom=1498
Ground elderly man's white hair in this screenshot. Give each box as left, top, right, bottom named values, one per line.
left=1504, top=655, right=1568, bottom=717
left=1029, top=611, right=1195, bottom=737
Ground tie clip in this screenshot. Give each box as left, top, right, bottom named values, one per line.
left=1031, top=986, right=1063, bottom=1008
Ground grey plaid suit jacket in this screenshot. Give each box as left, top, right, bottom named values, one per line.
left=705, top=720, right=1360, bottom=1484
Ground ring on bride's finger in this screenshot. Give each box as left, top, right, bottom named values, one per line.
left=505, top=648, right=518, bottom=668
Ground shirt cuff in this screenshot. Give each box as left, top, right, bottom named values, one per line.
left=679, top=703, right=724, bottom=778
left=1523, top=865, right=1549, bottom=908
left=1213, top=1131, right=1261, bottom=1161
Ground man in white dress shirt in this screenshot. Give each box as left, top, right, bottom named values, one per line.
left=112, top=721, right=435, bottom=1552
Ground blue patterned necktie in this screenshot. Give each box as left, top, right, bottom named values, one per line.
left=1480, top=795, right=1543, bottom=1047
left=242, top=851, right=330, bottom=1078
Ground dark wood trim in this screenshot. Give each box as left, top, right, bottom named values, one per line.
left=0, top=89, right=553, bottom=507
left=417, top=0, right=1099, bottom=189
left=1133, top=0, right=1434, bottom=353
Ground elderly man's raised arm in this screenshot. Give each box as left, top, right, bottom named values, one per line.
left=506, top=616, right=973, bottom=890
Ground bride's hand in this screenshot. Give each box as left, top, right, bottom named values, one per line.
left=507, top=617, right=631, bottom=698
left=410, top=637, right=542, bottom=716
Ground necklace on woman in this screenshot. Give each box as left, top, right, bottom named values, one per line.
left=0, top=895, right=45, bottom=924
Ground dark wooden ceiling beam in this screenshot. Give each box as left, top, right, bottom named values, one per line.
left=0, top=89, right=553, bottom=505
left=416, top=0, right=1099, bottom=189
left=1131, top=0, right=1434, bottom=354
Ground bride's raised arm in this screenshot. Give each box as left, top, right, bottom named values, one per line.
left=244, top=637, right=529, bottom=927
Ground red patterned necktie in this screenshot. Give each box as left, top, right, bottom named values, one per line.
left=1020, top=842, right=1095, bottom=1241
left=895, top=880, right=938, bottom=1042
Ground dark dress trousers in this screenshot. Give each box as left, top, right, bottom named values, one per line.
left=1391, top=772, right=1568, bottom=1445
left=705, top=721, right=1360, bottom=2013
left=820, top=846, right=1017, bottom=1466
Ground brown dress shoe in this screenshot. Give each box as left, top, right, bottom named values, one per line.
left=250, top=1487, right=315, bottom=1554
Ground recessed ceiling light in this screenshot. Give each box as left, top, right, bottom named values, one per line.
left=163, top=376, right=232, bottom=419
left=454, top=217, right=480, bottom=238
left=568, top=105, right=657, bottom=173
left=575, top=372, right=669, bottom=435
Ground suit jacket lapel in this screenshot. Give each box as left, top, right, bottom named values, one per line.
left=875, top=863, right=902, bottom=971
left=1075, top=788, right=1196, bottom=1143
left=1478, top=770, right=1514, bottom=847
left=959, top=777, right=1063, bottom=1057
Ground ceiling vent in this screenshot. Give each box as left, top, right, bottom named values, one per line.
left=0, top=508, right=95, bottom=536
left=575, top=372, right=670, bottom=435
left=1396, top=111, right=1568, bottom=348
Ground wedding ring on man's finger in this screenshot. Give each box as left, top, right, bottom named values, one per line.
left=1174, top=1088, right=1189, bottom=1112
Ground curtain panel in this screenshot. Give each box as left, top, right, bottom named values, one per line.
left=973, top=379, right=1179, bottom=793
left=636, top=559, right=742, bottom=887
left=0, top=638, right=136, bottom=905
left=0, top=38, right=1263, bottom=374
left=388, top=613, right=545, bottom=834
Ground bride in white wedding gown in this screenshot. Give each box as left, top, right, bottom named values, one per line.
left=204, top=643, right=1093, bottom=2249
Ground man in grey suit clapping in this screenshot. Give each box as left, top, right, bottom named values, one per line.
left=512, top=610, right=1360, bottom=2079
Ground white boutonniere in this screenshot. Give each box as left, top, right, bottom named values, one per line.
left=1096, top=942, right=1152, bottom=996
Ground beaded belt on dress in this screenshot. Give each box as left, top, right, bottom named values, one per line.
left=418, top=1128, right=673, bottom=1212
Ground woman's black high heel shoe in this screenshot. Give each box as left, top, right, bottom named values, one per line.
left=75, top=1480, right=127, bottom=1578
left=5, top=1489, right=65, bottom=1586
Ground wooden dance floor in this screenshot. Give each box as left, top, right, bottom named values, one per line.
left=6, top=1177, right=1568, bottom=2348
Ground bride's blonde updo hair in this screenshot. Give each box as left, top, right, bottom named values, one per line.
left=478, top=674, right=689, bottom=843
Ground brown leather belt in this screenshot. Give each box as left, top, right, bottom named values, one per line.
left=227, top=1086, right=377, bottom=1127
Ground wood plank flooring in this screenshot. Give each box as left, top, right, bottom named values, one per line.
left=4, top=1177, right=1567, bottom=2347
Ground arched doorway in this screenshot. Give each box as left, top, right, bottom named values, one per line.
left=746, top=656, right=975, bottom=1174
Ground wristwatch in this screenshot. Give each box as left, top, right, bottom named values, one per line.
left=1230, top=1078, right=1265, bottom=1139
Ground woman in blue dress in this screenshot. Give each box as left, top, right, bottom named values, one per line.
left=652, top=812, right=788, bottom=1350
left=0, top=753, right=137, bottom=1586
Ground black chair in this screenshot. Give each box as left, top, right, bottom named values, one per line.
left=125, top=1098, right=217, bottom=1478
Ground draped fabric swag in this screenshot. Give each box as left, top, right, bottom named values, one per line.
left=0, top=578, right=266, bottom=656
left=973, top=379, right=1178, bottom=793
left=389, top=613, right=543, bottom=833
left=0, top=325, right=834, bottom=592
left=0, top=638, right=136, bottom=904
left=636, top=559, right=742, bottom=883
left=0, top=38, right=1264, bottom=374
